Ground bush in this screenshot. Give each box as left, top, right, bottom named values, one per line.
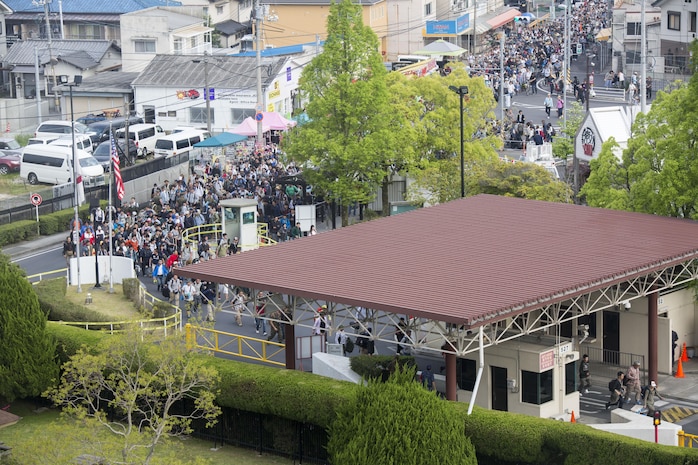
left=121, top=277, right=141, bottom=301
left=349, top=354, right=415, bottom=380
left=0, top=220, right=37, bottom=247
left=46, top=322, right=108, bottom=365
left=34, top=277, right=113, bottom=323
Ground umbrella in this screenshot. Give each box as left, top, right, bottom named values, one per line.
left=596, top=27, right=612, bottom=41
left=194, top=132, right=247, bottom=147
left=414, top=39, right=466, bottom=57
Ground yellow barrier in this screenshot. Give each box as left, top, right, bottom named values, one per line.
left=679, top=430, right=698, bottom=448
left=26, top=268, right=69, bottom=283
left=181, top=222, right=277, bottom=252
left=53, top=309, right=181, bottom=336
left=185, top=324, right=286, bottom=366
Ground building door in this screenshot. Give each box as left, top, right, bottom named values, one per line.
left=603, top=310, right=620, bottom=365
left=491, top=366, right=508, bottom=411
left=144, top=105, right=155, bottom=124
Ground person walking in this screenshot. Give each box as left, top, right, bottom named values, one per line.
left=625, top=360, right=642, bottom=405
left=422, top=365, right=436, bottom=392
left=254, top=291, right=267, bottom=336
left=578, top=354, right=591, bottom=394
left=543, top=93, right=553, bottom=119
left=181, top=279, right=196, bottom=317
left=643, top=380, right=664, bottom=417
left=233, top=289, right=247, bottom=327
left=556, top=95, right=564, bottom=118
left=63, top=235, right=76, bottom=266
left=606, top=371, right=626, bottom=410
left=152, top=259, right=168, bottom=292
left=168, top=274, right=182, bottom=308
left=335, top=325, right=349, bottom=355
left=201, top=283, right=216, bottom=322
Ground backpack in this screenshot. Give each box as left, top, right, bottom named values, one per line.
left=344, top=337, right=354, bottom=354
left=608, top=379, right=616, bottom=392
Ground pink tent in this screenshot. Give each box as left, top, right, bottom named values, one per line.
left=262, top=112, right=297, bottom=130
left=231, top=117, right=270, bottom=136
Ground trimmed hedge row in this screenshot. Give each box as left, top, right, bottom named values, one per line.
left=1, top=201, right=103, bottom=248
left=44, top=325, right=698, bottom=465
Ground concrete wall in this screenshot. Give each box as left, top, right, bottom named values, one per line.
left=591, top=406, right=682, bottom=446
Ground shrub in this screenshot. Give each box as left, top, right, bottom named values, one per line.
left=328, top=365, right=477, bottom=465
left=122, top=277, right=141, bottom=301
left=0, top=220, right=37, bottom=247
left=349, top=354, right=415, bottom=380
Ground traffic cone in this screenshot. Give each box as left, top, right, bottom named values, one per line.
left=676, top=358, right=685, bottom=378
left=570, top=410, right=576, bottom=423
left=681, top=342, right=689, bottom=362
left=4, top=122, right=9, bottom=133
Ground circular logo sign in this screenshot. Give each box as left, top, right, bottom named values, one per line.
left=30, top=193, right=42, bottom=206
left=581, top=127, right=596, bottom=157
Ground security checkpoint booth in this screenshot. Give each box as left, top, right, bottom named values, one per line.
left=178, top=195, right=698, bottom=420
left=220, top=198, right=259, bottom=252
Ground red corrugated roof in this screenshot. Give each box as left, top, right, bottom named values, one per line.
left=178, top=195, right=698, bottom=327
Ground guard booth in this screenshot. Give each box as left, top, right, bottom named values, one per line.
left=220, top=198, right=258, bottom=252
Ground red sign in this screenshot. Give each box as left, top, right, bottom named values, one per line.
left=30, top=193, right=42, bottom=206
left=539, top=349, right=555, bottom=371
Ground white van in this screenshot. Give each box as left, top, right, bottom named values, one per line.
left=115, top=123, right=164, bottom=158
left=20, top=145, right=104, bottom=185
left=49, top=134, right=94, bottom=154
left=153, top=130, right=210, bottom=158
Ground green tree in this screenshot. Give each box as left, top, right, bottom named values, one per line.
left=578, top=137, right=630, bottom=210
left=467, top=159, right=573, bottom=202
left=0, top=252, right=58, bottom=402
left=552, top=100, right=585, bottom=160
left=328, top=365, right=477, bottom=465
left=283, top=0, right=393, bottom=226
left=46, top=329, right=220, bottom=465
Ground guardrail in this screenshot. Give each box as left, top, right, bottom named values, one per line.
left=185, top=323, right=285, bottom=366
left=679, top=430, right=698, bottom=448
left=53, top=309, right=181, bottom=336
left=180, top=222, right=277, bottom=254
left=26, top=268, right=69, bottom=284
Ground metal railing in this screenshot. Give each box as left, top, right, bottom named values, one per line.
left=54, top=310, right=181, bottom=336
left=26, top=268, right=69, bottom=284
left=180, top=222, right=277, bottom=254
left=185, top=323, right=286, bottom=366
left=581, top=345, right=646, bottom=387
left=678, top=431, right=698, bottom=448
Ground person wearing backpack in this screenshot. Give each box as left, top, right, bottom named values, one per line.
left=335, top=326, right=350, bottom=356
left=643, top=381, right=664, bottom=417
left=606, top=371, right=626, bottom=410
left=422, top=365, right=436, bottom=392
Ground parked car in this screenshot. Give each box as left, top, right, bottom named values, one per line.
left=0, top=138, right=23, bottom=157
left=92, top=139, right=138, bottom=171
left=0, top=150, right=21, bottom=174
left=27, top=137, right=59, bottom=145
left=35, top=120, right=91, bottom=139
left=77, top=113, right=107, bottom=125
left=87, top=116, right=144, bottom=146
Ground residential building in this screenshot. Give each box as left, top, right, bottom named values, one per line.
left=54, top=72, right=140, bottom=123
left=120, top=7, right=213, bottom=72
left=650, top=0, right=695, bottom=74
left=611, top=1, right=662, bottom=77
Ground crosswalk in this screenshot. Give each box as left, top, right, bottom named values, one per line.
left=579, top=388, right=671, bottom=417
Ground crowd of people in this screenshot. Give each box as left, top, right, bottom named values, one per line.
left=62, top=142, right=315, bottom=323
left=462, top=0, right=612, bottom=147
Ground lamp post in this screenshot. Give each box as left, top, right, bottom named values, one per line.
left=449, top=85, right=469, bottom=199
left=585, top=52, right=596, bottom=112
left=65, top=75, right=83, bottom=292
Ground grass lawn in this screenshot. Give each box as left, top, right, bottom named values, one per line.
left=0, top=173, right=35, bottom=197
left=0, top=401, right=295, bottom=465
left=63, top=284, right=143, bottom=321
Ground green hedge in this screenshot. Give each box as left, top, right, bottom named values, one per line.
left=34, top=277, right=113, bottom=323
left=44, top=325, right=698, bottom=465
left=0, top=220, right=38, bottom=247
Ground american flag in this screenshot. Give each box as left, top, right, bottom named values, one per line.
left=110, top=131, right=125, bottom=200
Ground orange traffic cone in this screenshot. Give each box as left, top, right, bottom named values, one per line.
left=570, top=410, right=576, bottom=423
left=676, top=358, right=685, bottom=378
left=681, top=342, right=689, bottom=362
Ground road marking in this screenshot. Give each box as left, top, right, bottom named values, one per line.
left=661, top=406, right=698, bottom=423
left=11, top=246, right=62, bottom=262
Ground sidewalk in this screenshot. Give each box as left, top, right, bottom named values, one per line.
left=4, top=232, right=67, bottom=261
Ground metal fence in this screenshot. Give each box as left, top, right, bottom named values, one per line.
left=581, top=345, right=646, bottom=387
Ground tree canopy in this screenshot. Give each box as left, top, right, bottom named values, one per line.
left=46, top=329, right=220, bottom=465
left=0, top=252, right=58, bottom=402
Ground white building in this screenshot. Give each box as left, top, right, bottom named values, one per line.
left=120, top=7, right=213, bottom=73
left=610, top=1, right=662, bottom=76
left=575, top=105, right=633, bottom=163
left=650, top=0, right=695, bottom=74
left=131, top=53, right=306, bottom=133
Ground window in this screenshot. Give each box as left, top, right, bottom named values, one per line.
left=191, top=37, right=197, bottom=49
left=231, top=108, right=255, bottom=124
left=134, top=39, right=156, bottom=53
left=626, top=50, right=641, bottom=64
left=626, top=22, right=641, bottom=35
left=216, top=5, right=224, bottom=14
left=174, top=38, right=183, bottom=54
left=521, top=370, right=553, bottom=405
left=158, top=111, right=177, bottom=118
left=691, top=12, right=696, bottom=32
left=456, top=358, right=476, bottom=391
left=668, top=11, right=681, bottom=31
left=565, top=362, right=577, bottom=395
left=425, top=2, right=432, bottom=15
left=22, top=153, right=64, bottom=167
left=190, top=107, right=213, bottom=124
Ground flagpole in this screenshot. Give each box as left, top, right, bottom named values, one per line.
left=108, top=122, right=114, bottom=293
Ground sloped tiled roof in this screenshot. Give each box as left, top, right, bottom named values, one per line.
left=178, top=195, right=698, bottom=327
left=215, top=19, right=248, bottom=36
left=54, top=72, right=139, bottom=93
left=2, top=0, right=181, bottom=14
left=132, top=54, right=287, bottom=89
left=4, top=40, right=115, bottom=67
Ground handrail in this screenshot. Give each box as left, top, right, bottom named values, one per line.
left=185, top=323, right=285, bottom=366
left=679, top=430, right=698, bottom=448
left=26, top=268, right=69, bottom=283
left=52, top=310, right=181, bottom=336
left=180, top=222, right=277, bottom=254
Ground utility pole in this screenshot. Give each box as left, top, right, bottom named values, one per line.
left=499, top=32, right=504, bottom=125
left=34, top=47, right=42, bottom=123
left=203, top=51, right=211, bottom=133
left=255, top=0, right=264, bottom=145
left=37, top=0, right=60, bottom=109
left=640, top=0, right=647, bottom=113
left=563, top=0, right=570, bottom=127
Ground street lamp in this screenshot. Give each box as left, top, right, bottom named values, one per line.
left=585, top=52, right=596, bottom=112
left=63, top=74, right=83, bottom=292
left=448, top=85, right=469, bottom=199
